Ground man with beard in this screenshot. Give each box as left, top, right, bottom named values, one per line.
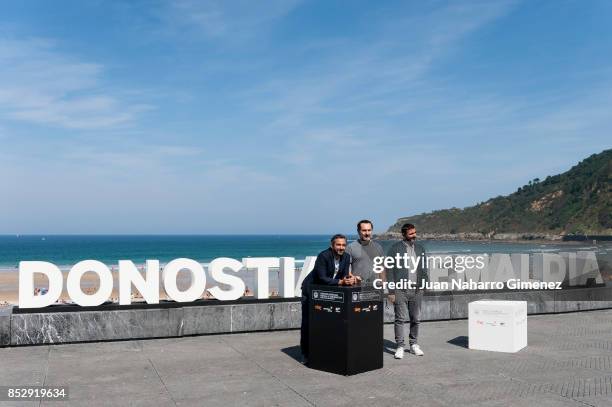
left=387, top=223, right=428, bottom=359
left=346, top=219, right=385, bottom=285
left=300, top=234, right=356, bottom=364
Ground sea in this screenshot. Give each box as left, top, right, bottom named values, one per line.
left=1, top=235, right=610, bottom=270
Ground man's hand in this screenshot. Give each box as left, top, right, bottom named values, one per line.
left=346, top=272, right=361, bottom=286
left=387, top=294, right=395, bottom=304
left=340, top=276, right=357, bottom=286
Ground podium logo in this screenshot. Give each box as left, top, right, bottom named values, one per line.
left=313, top=291, right=319, bottom=299
left=352, top=293, right=358, bottom=301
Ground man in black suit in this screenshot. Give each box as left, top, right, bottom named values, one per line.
left=300, top=234, right=356, bottom=363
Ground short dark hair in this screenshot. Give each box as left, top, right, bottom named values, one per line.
left=356, top=219, right=373, bottom=231
left=400, top=223, right=416, bottom=235
left=330, top=234, right=347, bottom=244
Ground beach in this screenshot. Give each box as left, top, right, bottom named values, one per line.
left=0, top=269, right=211, bottom=305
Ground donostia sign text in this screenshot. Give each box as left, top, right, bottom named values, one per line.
left=18, top=251, right=602, bottom=308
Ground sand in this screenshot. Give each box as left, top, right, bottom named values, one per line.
left=0, top=270, right=217, bottom=305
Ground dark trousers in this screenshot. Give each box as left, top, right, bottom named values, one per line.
left=300, top=293, right=309, bottom=357
left=394, top=290, right=422, bottom=347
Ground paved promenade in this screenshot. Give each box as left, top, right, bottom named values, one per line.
left=1, top=309, right=612, bottom=406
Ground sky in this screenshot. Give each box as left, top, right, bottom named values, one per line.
left=0, top=0, right=611, bottom=234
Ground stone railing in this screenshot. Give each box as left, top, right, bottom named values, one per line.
left=1, top=286, right=611, bottom=346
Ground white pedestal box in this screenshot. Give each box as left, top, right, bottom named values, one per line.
left=468, top=300, right=527, bottom=353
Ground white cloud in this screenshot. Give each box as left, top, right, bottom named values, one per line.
left=0, top=36, right=151, bottom=129
left=0, top=140, right=287, bottom=233
left=163, top=0, right=302, bottom=40
left=242, top=1, right=519, bottom=133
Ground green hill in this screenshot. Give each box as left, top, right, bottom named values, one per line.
left=387, top=149, right=612, bottom=237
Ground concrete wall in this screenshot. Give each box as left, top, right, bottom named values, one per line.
left=2, top=286, right=611, bottom=346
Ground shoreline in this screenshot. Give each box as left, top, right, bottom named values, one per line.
left=0, top=270, right=199, bottom=305
left=0, top=239, right=606, bottom=272
left=375, top=232, right=612, bottom=244
left=0, top=270, right=262, bottom=306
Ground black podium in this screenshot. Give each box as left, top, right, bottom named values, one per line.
left=308, top=284, right=383, bottom=375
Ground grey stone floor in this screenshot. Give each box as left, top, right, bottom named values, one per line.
left=1, top=309, right=612, bottom=407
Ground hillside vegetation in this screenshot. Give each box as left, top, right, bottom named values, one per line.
left=387, top=149, right=612, bottom=236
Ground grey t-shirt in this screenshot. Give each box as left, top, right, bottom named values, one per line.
left=347, top=240, right=384, bottom=283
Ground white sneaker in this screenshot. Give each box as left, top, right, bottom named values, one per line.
left=394, top=347, right=404, bottom=359
left=410, top=344, right=424, bottom=356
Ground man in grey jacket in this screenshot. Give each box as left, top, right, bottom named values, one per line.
left=386, top=223, right=428, bottom=359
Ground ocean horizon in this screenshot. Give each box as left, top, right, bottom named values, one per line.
left=1, top=234, right=610, bottom=270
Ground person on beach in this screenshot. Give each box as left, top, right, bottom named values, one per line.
left=300, top=234, right=356, bottom=364
left=346, top=219, right=385, bottom=284
left=386, top=223, right=428, bottom=359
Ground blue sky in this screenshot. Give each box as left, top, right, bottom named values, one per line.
left=0, top=0, right=611, bottom=234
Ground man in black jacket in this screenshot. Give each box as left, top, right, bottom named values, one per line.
left=300, top=234, right=355, bottom=363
